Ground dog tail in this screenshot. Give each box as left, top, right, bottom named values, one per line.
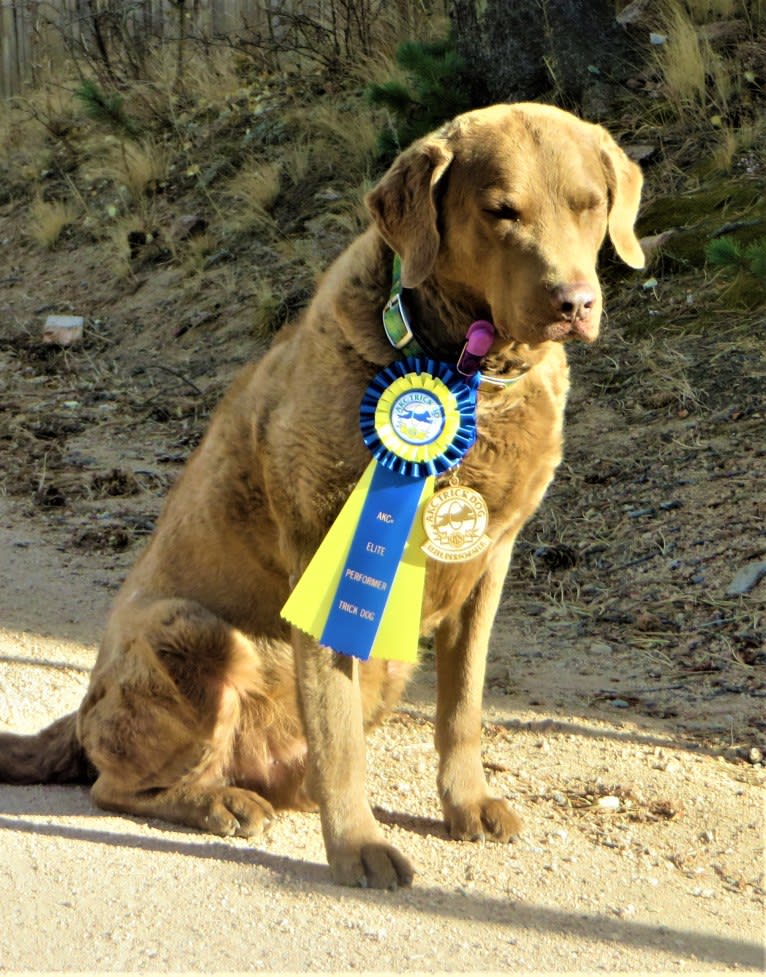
left=0, top=712, right=94, bottom=784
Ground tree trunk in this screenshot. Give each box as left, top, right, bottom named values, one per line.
left=449, top=0, right=638, bottom=117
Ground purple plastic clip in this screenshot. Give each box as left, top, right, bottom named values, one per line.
left=456, top=320, right=495, bottom=376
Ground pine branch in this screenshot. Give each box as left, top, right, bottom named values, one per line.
left=74, top=80, right=141, bottom=139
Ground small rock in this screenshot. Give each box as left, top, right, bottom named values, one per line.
left=614, top=904, right=636, bottom=917
left=639, top=230, right=675, bottom=260
left=170, top=213, right=208, bottom=241
left=597, top=795, right=621, bottom=811
left=42, top=314, right=84, bottom=346
left=624, top=143, right=657, bottom=163
left=691, top=887, right=715, bottom=899
left=616, top=0, right=650, bottom=25
left=726, top=561, right=766, bottom=596
left=748, top=747, right=763, bottom=765
left=659, top=499, right=682, bottom=511
left=315, top=187, right=343, bottom=202
left=610, top=699, right=630, bottom=709
left=589, top=642, right=613, bottom=655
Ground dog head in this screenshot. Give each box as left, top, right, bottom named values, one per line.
left=366, top=103, right=644, bottom=346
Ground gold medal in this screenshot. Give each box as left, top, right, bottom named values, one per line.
left=422, top=483, right=491, bottom=563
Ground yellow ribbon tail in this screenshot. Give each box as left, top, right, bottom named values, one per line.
left=281, top=461, right=377, bottom=642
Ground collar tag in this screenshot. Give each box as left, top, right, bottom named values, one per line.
left=382, top=254, right=424, bottom=356
left=382, top=292, right=416, bottom=350
left=457, top=320, right=495, bottom=376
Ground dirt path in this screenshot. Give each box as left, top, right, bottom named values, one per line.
left=0, top=498, right=763, bottom=974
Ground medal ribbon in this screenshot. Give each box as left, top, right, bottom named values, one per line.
left=281, top=357, right=479, bottom=662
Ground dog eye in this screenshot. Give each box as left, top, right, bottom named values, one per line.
left=580, top=196, right=606, bottom=213
left=486, top=204, right=522, bottom=223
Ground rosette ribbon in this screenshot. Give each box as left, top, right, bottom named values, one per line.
left=281, top=357, right=479, bottom=662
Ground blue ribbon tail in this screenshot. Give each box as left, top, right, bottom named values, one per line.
left=321, top=464, right=424, bottom=660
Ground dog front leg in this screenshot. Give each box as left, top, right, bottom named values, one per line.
left=292, top=629, right=415, bottom=888
left=434, top=538, right=523, bottom=842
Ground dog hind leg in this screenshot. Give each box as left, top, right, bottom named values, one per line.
left=80, top=598, right=274, bottom=837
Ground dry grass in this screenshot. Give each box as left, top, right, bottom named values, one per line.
left=180, top=48, right=243, bottom=105
left=116, top=140, right=170, bottom=198
left=250, top=277, right=285, bottom=340
left=633, top=338, right=702, bottom=411
left=707, top=118, right=765, bottom=173
left=0, top=100, right=14, bottom=151
left=654, top=4, right=713, bottom=115
left=76, top=134, right=169, bottom=207
left=282, top=139, right=314, bottom=187
left=179, top=232, right=217, bottom=275
left=222, top=160, right=281, bottom=232
left=20, top=84, right=79, bottom=142
left=0, top=97, right=50, bottom=180
left=99, top=215, right=158, bottom=278
left=709, top=126, right=740, bottom=172
left=685, top=0, right=741, bottom=19
left=351, top=48, right=409, bottom=91
left=28, top=197, right=79, bottom=248
left=311, top=180, right=373, bottom=237
left=652, top=1, right=763, bottom=121
left=290, top=99, right=378, bottom=180
left=132, top=46, right=243, bottom=125
left=276, top=235, right=330, bottom=286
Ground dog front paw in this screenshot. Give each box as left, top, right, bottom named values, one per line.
left=201, top=786, right=275, bottom=838
left=329, top=841, right=415, bottom=890
left=444, top=795, right=522, bottom=843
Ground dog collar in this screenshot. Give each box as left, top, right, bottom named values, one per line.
left=382, top=255, right=527, bottom=387
left=382, top=255, right=424, bottom=355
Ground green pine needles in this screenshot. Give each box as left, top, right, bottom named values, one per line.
left=706, top=235, right=766, bottom=280
left=367, top=37, right=472, bottom=161
left=74, top=80, right=141, bottom=139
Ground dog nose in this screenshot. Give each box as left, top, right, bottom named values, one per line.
left=550, top=283, right=596, bottom=322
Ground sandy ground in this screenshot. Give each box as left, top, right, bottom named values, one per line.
left=0, top=503, right=763, bottom=975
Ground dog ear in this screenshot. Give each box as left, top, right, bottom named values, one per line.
left=600, top=134, right=645, bottom=270
left=366, top=138, right=453, bottom=288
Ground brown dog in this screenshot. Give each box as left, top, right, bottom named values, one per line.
left=0, top=103, right=643, bottom=888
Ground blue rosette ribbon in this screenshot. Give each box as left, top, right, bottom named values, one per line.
left=281, top=357, right=480, bottom=662
left=360, top=357, right=479, bottom=478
